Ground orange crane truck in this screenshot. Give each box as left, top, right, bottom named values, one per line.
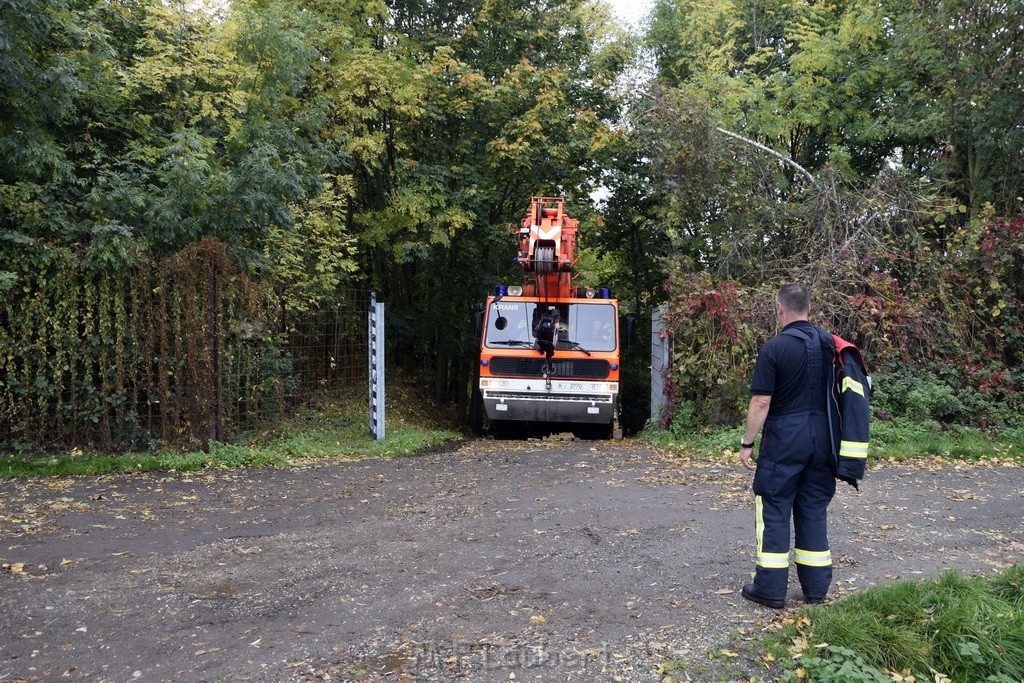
left=475, top=197, right=620, bottom=439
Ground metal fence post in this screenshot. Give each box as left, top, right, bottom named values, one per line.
left=650, top=304, right=669, bottom=425
left=206, top=261, right=222, bottom=447
left=368, top=293, right=385, bottom=440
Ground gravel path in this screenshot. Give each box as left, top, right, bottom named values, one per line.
left=2, top=439, right=1022, bottom=682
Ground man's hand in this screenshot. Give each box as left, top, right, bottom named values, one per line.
left=739, top=446, right=755, bottom=471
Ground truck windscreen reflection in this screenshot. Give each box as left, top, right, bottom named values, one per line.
left=485, top=302, right=616, bottom=353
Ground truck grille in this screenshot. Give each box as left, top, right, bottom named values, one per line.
left=489, top=357, right=611, bottom=379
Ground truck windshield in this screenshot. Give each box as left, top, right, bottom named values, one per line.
left=485, top=301, right=616, bottom=352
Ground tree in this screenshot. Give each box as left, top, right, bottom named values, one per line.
left=352, top=0, right=633, bottom=410
left=875, top=0, right=1024, bottom=217
left=0, top=0, right=132, bottom=247
left=638, top=0, right=1024, bottom=430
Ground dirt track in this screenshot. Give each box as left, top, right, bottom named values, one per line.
left=2, top=439, right=1023, bottom=683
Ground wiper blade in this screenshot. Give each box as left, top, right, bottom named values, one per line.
left=561, top=340, right=592, bottom=356
left=489, top=340, right=535, bottom=347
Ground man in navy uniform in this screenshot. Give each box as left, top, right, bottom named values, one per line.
left=738, top=284, right=835, bottom=608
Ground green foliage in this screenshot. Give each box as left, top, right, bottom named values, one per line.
left=783, top=568, right=1024, bottom=682
left=652, top=420, right=745, bottom=457
left=875, top=0, right=1024, bottom=216
left=3, top=0, right=1020, bottom=447
left=634, top=0, right=1024, bottom=434
left=658, top=271, right=772, bottom=426
left=0, top=0, right=329, bottom=254
left=666, top=399, right=699, bottom=438
left=249, top=371, right=460, bottom=458
left=645, top=0, right=1024, bottom=216
left=873, top=372, right=969, bottom=424
left=0, top=445, right=288, bottom=479
left=342, top=0, right=632, bottom=411
left=869, top=420, right=1023, bottom=462
left=652, top=173, right=1024, bottom=430
left=904, top=384, right=962, bottom=424
left=988, top=564, right=1024, bottom=609
left=265, top=174, right=360, bottom=313
left=782, top=646, right=891, bottom=683
left=1, top=0, right=632, bottom=443
left=872, top=356, right=1024, bottom=430
left=208, top=442, right=289, bottom=469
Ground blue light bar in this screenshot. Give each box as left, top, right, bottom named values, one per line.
left=495, top=286, right=507, bottom=297
left=599, top=288, right=610, bottom=299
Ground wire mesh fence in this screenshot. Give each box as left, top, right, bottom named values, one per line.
left=0, top=239, right=372, bottom=452
left=219, top=291, right=371, bottom=440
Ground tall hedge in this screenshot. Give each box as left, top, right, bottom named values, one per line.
left=0, top=239, right=366, bottom=451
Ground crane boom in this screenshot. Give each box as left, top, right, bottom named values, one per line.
left=514, top=197, right=579, bottom=300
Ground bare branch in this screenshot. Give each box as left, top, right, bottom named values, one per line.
left=715, top=126, right=817, bottom=186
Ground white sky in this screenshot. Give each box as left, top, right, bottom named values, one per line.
left=605, top=0, right=654, bottom=29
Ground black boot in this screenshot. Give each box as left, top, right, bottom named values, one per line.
left=741, top=583, right=785, bottom=609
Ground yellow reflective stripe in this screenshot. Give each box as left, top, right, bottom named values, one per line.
left=842, top=376, right=865, bottom=396
left=757, top=552, right=790, bottom=569
left=755, top=496, right=790, bottom=567
left=794, top=548, right=832, bottom=567
left=755, top=497, right=790, bottom=567
left=755, top=496, right=764, bottom=559
left=839, top=440, right=869, bottom=458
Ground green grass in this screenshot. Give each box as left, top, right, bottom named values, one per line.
left=252, top=377, right=463, bottom=461
left=640, top=422, right=745, bottom=457
left=870, top=419, right=1022, bottom=462
left=0, top=441, right=292, bottom=479
left=779, top=567, right=1024, bottom=683
left=0, top=380, right=461, bottom=479
left=639, top=419, right=1024, bottom=463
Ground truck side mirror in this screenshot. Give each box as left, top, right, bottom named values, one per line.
left=624, top=315, right=636, bottom=345
left=473, top=302, right=485, bottom=337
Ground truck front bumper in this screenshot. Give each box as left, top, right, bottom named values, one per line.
left=480, top=377, right=618, bottom=424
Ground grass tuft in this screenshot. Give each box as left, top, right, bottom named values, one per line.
left=783, top=568, right=1024, bottom=682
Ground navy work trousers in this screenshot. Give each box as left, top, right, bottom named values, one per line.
left=751, top=410, right=836, bottom=600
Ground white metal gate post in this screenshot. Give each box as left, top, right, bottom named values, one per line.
left=650, top=304, right=670, bottom=424
left=368, top=293, right=385, bottom=440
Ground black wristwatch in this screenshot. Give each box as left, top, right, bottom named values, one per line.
left=740, top=439, right=755, bottom=449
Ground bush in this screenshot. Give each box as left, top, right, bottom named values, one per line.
left=657, top=204, right=1024, bottom=433
left=667, top=399, right=698, bottom=437
left=871, top=366, right=1022, bottom=429
left=659, top=270, right=770, bottom=428
left=905, top=382, right=964, bottom=422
